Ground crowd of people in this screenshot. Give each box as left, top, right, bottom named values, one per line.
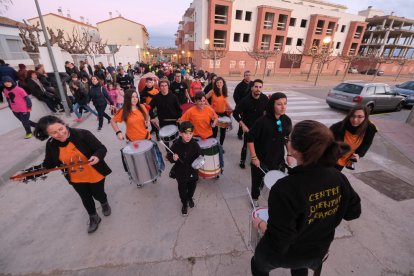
left=5, top=58, right=379, bottom=276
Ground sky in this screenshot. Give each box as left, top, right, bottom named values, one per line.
left=2, top=0, right=413, bottom=47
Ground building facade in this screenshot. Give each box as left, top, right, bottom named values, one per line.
left=176, top=0, right=367, bottom=75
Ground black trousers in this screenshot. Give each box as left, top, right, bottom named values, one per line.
left=72, top=178, right=108, bottom=215
left=12, top=112, right=36, bottom=134
left=95, top=105, right=111, bottom=128
left=251, top=163, right=283, bottom=200
left=177, top=179, right=197, bottom=206
left=212, top=126, right=226, bottom=145
left=240, top=132, right=249, bottom=162
left=237, top=125, right=243, bottom=137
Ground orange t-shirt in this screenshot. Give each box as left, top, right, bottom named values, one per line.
left=113, top=106, right=151, bottom=141
left=58, top=142, right=104, bottom=183
left=337, top=131, right=364, bottom=166
left=145, top=88, right=159, bottom=104
left=211, top=92, right=228, bottom=113
left=181, top=106, right=218, bottom=139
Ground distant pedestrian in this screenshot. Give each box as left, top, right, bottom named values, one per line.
left=330, top=105, right=377, bottom=171
left=114, top=83, right=124, bottom=109
left=89, top=76, right=114, bottom=131
left=116, top=68, right=133, bottom=91
left=70, top=79, right=98, bottom=122
left=0, top=59, right=17, bottom=102
left=233, top=70, right=253, bottom=139
left=170, top=71, right=191, bottom=105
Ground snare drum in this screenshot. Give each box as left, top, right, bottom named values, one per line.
left=217, top=116, right=233, bottom=131
left=159, top=125, right=179, bottom=143
left=191, top=155, right=205, bottom=170
left=122, top=140, right=159, bottom=186
left=197, top=138, right=221, bottom=179
left=261, top=170, right=287, bottom=200
left=249, top=208, right=269, bottom=251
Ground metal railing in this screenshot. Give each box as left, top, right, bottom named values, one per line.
left=277, top=22, right=286, bottom=30
left=264, top=20, right=273, bottom=29
left=213, top=38, right=226, bottom=48
left=214, top=14, right=227, bottom=24
left=315, top=27, right=323, bottom=34
left=261, top=41, right=270, bottom=50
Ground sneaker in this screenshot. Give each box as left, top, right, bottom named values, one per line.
left=181, top=205, right=188, bottom=216
left=189, top=198, right=195, bottom=208
left=239, top=160, right=245, bottom=169
left=101, top=202, right=111, bottom=216
left=97, top=127, right=102, bottom=132
left=253, top=200, right=259, bottom=208
left=25, top=133, right=33, bottom=139
left=74, top=118, right=83, bottom=123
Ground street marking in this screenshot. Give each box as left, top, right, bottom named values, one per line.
left=293, top=118, right=339, bottom=126
left=287, top=101, right=321, bottom=105
left=288, top=111, right=342, bottom=117
left=287, top=105, right=329, bottom=110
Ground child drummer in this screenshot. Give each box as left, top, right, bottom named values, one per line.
left=167, top=121, right=202, bottom=216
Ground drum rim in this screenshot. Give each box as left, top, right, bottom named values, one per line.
left=252, top=207, right=269, bottom=219
left=123, top=140, right=154, bottom=154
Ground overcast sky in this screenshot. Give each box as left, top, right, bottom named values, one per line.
left=3, top=0, right=413, bottom=47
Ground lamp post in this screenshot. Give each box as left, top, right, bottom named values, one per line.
left=202, top=38, right=227, bottom=74
left=314, top=36, right=335, bottom=86
left=135, top=44, right=141, bottom=62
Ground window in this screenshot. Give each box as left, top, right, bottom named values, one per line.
left=234, top=32, right=241, bottom=42
left=333, top=83, right=363, bottom=94
left=236, top=10, right=242, bottom=20
left=384, top=85, right=392, bottom=94
left=300, top=19, right=307, bottom=28
left=286, top=37, right=292, bottom=45
left=296, top=38, right=303, bottom=46
left=374, top=85, right=385, bottom=95
left=366, top=86, right=376, bottom=95
left=239, top=60, right=245, bottom=68
left=336, top=42, right=341, bottom=49
left=243, top=33, right=250, bottom=42
left=230, top=60, right=236, bottom=69
left=341, top=25, right=346, bottom=32
left=245, top=11, right=252, bottom=21
left=289, top=17, right=296, bottom=27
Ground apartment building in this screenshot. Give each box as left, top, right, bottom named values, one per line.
left=176, top=0, right=367, bottom=75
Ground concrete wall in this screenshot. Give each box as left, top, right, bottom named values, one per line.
left=97, top=17, right=147, bottom=48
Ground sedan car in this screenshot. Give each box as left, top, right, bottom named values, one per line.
left=326, top=82, right=405, bottom=113
left=348, top=67, right=358, bottom=74
left=393, top=80, right=414, bottom=107
left=360, top=69, right=384, bottom=76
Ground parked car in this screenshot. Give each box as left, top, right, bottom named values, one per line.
left=360, top=68, right=384, bottom=76
left=393, top=80, right=414, bottom=107
left=348, top=67, right=358, bottom=74
left=326, top=82, right=405, bottom=113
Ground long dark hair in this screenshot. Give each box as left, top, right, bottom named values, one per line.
left=342, top=105, right=370, bottom=138
left=213, top=77, right=228, bottom=97
left=291, top=120, right=350, bottom=167
left=121, top=89, right=147, bottom=122
left=33, top=115, right=66, bottom=141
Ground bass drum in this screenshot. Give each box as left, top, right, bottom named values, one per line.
left=122, top=140, right=159, bottom=186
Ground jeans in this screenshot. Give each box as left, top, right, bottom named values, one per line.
left=73, top=103, right=98, bottom=118
left=71, top=178, right=108, bottom=215
left=95, top=104, right=111, bottom=128
left=13, top=112, right=36, bottom=134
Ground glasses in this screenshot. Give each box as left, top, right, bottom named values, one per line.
left=276, top=119, right=282, bottom=133
left=160, top=84, right=168, bottom=87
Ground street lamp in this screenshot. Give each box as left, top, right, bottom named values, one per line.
left=314, top=35, right=335, bottom=86
left=202, top=38, right=227, bottom=74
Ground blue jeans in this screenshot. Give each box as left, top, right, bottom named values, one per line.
left=73, top=103, right=98, bottom=118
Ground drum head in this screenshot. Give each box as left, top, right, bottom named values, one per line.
left=252, top=207, right=269, bottom=222
left=159, top=125, right=178, bottom=138
left=264, top=170, right=287, bottom=190
left=218, top=116, right=231, bottom=123
left=123, top=140, right=153, bottom=154
left=197, top=138, right=218, bottom=149
left=191, top=155, right=205, bottom=169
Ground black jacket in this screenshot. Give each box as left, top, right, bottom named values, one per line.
left=233, top=93, right=268, bottom=128
left=26, top=78, right=46, bottom=99
left=149, top=92, right=182, bottom=126
left=170, top=81, right=188, bottom=105
left=116, top=73, right=132, bottom=89
left=233, top=80, right=252, bottom=104
left=167, top=138, right=201, bottom=182
left=72, top=84, right=89, bottom=105
left=262, top=165, right=361, bottom=259
left=330, top=121, right=377, bottom=157
left=42, top=128, right=112, bottom=184
left=89, top=84, right=113, bottom=107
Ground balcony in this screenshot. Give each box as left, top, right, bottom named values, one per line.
left=215, top=14, right=227, bottom=24
left=261, top=41, right=270, bottom=50
left=264, top=20, right=273, bottom=29
left=315, top=27, right=323, bottom=35
left=274, top=42, right=282, bottom=50
left=277, top=22, right=286, bottom=31
left=354, top=32, right=361, bottom=39
left=214, top=5, right=228, bottom=25
left=349, top=49, right=357, bottom=55
left=326, top=28, right=333, bottom=35
left=214, top=38, right=226, bottom=48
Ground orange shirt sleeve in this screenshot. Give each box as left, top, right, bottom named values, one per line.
left=113, top=108, right=124, bottom=122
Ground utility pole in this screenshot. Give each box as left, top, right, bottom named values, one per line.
left=34, top=0, right=70, bottom=117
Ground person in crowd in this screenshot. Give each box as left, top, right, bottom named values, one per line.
left=13, top=115, right=112, bottom=234
left=233, top=79, right=268, bottom=169
left=106, top=63, right=116, bottom=80
left=65, top=61, right=80, bottom=79
left=81, top=76, right=90, bottom=93
left=330, top=105, right=377, bottom=171
left=189, top=75, right=203, bottom=101
left=89, top=76, right=114, bottom=131
left=106, top=82, right=118, bottom=108
left=116, top=68, right=133, bottom=91
left=78, top=60, right=90, bottom=79
left=2, top=76, right=36, bottom=138
left=111, top=89, right=151, bottom=142
left=149, top=78, right=182, bottom=147
left=26, top=70, right=58, bottom=113
left=205, top=77, right=232, bottom=147
left=170, top=71, right=192, bottom=105
left=17, top=64, right=28, bottom=91
left=167, top=121, right=202, bottom=216
left=251, top=120, right=361, bottom=276
left=233, top=70, right=253, bottom=139
left=116, top=62, right=123, bottom=73
left=0, top=59, right=17, bottom=102
left=84, top=59, right=93, bottom=75
left=70, top=79, right=98, bottom=122
left=35, top=64, right=65, bottom=112
left=140, top=77, right=159, bottom=105
left=203, top=73, right=216, bottom=95
left=248, top=93, right=293, bottom=207
left=93, top=65, right=106, bottom=83
left=114, top=83, right=124, bottom=109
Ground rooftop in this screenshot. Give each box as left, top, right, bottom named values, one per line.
left=27, top=13, right=98, bottom=30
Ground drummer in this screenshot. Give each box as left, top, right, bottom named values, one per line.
left=149, top=78, right=182, bottom=147
left=166, top=121, right=202, bottom=217
left=205, top=77, right=232, bottom=147
left=247, top=92, right=293, bottom=207
left=140, top=77, right=160, bottom=140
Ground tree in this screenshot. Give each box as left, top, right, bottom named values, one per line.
left=313, top=47, right=336, bottom=86
left=298, top=46, right=319, bottom=81
left=201, top=44, right=227, bottom=74
left=286, top=50, right=304, bottom=77
left=338, top=53, right=362, bottom=81
left=245, top=48, right=261, bottom=76
left=259, top=48, right=280, bottom=79
left=372, top=56, right=391, bottom=81
left=394, top=57, right=413, bottom=81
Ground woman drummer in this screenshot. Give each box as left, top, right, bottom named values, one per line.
left=251, top=120, right=361, bottom=276
left=205, top=77, right=232, bottom=146
left=14, top=115, right=112, bottom=234
left=330, top=105, right=377, bottom=171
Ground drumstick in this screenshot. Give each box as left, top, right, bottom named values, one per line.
left=258, top=166, right=267, bottom=174
left=159, top=140, right=183, bottom=163
left=246, top=187, right=257, bottom=213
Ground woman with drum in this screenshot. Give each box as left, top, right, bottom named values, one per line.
left=330, top=105, right=377, bottom=171
left=205, top=77, right=232, bottom=147
left=149, top=78, right=182, bottom=147
left=13, top=115, right=112, bottom=234
left=167, top=121, right=202, bottom=217
left=251, top=120, right=361, bottom=276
